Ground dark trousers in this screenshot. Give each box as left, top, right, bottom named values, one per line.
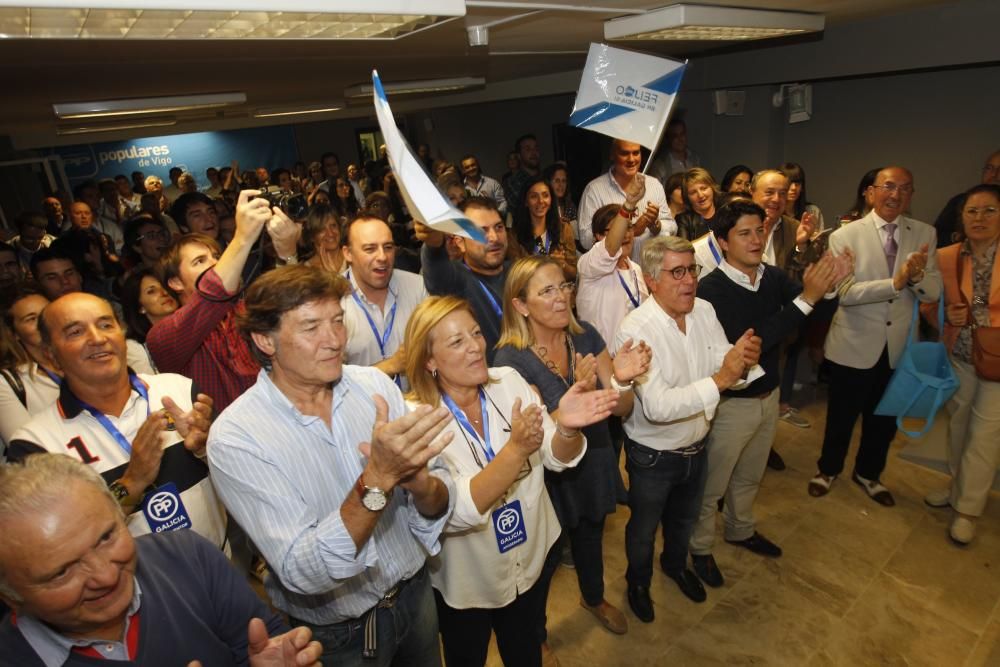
left=435, top=574, right=547, bottom=667
left=532, top=543, right=563, bottom=644
left=536, top=516, right=607, bottom=634
left=818, top=348, right=897, bottom=480
left=291, top=567, right=441, bottom=667
left=624, top=439, right=708, bottom=586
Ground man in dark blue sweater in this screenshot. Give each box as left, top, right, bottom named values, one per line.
left=689, top=200, right=841, bottom=589
left=415, top=196, right=510, bottom=363
left=0, top=454, right=322, bottom=667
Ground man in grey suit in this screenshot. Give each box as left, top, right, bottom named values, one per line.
left=810, top=166, right=941, bottom=506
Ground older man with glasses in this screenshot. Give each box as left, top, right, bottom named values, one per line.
left=614, top=235, right=762, bottom=622
left=810, top=166, right=940, bottom=506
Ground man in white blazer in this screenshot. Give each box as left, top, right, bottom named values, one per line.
left=810, top=166, right=941, bottom=506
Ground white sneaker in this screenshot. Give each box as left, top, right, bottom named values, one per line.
left=950, top=516, right=975, bottom=545
left=924, top=489, right=951, bottom=508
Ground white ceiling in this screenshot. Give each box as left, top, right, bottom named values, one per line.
left=0, top=0, right=955, bottom=147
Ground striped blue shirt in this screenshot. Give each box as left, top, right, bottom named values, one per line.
left=207, top=366, right=455, bottom=624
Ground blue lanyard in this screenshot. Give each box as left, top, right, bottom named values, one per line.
left=617, top=267, right=640, bottom=309
left=463, top=264, right=503, bottom=319
left=534, top=232, right=551, bottom=255
left=441, top=388, right=495, bottom=462
left=348, top=271, right=402, bottom=387
left=78, top=375, right=150, bottom=456
left=348, top=273, right=398, bottom=358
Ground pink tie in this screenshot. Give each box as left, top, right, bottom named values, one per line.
left=884, top=223, right=897, bottom=274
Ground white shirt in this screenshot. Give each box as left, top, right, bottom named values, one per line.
left=614, top=297, right=761, bottom=451
left=0, top=363, right=60, bottom=453
left=464, top=174, right=508, bottom=216
left=576, top=240, right=649, bottom=349
left=413, top=367, right=585, bottom=609
left=762, top=218, right=783, bottom=267
left=718, top=260, right=813, bottom=314
left=342, top=268, right=427, bottom=391
left=577, top=169, right=676, bottom=263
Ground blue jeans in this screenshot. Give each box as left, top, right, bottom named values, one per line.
left=624, top=440, right=708, bottom=586
left=291, top=567, right=442, bottom=667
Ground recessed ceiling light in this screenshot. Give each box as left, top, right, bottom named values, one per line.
left=0, top=1, right=464, bottom=39
left=344, top=77, right=486, bottom=99
left=254, top=104, right=344, bottom=118
left=53, top=92, right=246, bottom=119
left=56, top=117, right=177, bottom=135
left=604, top=4, right=824, bottom=42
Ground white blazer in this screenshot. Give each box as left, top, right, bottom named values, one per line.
left=824, top=212, right=941, bottom=370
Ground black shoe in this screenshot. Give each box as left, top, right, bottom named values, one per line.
left=691, top=554, right=725, bottom=588
left=666, top=569, right=707, bottom=603
left=725, top=532, right=783, bottom=558
left=767, top=449, right=786, bottom=471
left=627, top=585, right=654, bottom=622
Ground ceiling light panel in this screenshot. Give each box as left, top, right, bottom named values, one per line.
left=0, top=1, right=463, bottom=39
left=604, top=4, right=824, bottom=42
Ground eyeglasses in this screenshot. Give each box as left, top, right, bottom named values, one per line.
left=662, top=264, right=702, bottom=280
left=136, top=229, right=170, bottom=242
left=964, top=206, right=999, bottom=219
left=872, top=183, right=915, bottom=195
left=536, top=282, right=575, bottom=299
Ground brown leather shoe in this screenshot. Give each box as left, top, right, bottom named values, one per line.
left=580, top=598, right=629, bottom=634
left=541, top=642, right=561, bottom=667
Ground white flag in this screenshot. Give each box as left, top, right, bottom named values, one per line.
left=692, top=231, right=723, bottom=276
left=569, top=43, right=686, bottom=150
left=371, top=70, right=484, bottom=242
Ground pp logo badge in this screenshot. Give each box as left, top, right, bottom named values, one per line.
left=141, top=482, right=192, bottom=533
left=491, top=499, right=527, bottom=554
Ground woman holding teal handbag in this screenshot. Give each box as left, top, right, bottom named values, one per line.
left=920, top=183, right=1000, bottom=546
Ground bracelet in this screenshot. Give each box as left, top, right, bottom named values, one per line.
left=555, top=421, right=580, bottom=439
left=279, top=253, right=299, bottom=266
left=610, top=375, right=634, bottom=392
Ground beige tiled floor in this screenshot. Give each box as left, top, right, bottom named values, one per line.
left=487, top=392, right=1000, bottom=667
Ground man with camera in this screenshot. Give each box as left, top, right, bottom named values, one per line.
left=146, top=189, right=300, bottom=411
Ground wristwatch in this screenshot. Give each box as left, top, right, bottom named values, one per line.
left=356, top=475, right=389, bottom=512
left=108, top=479, right=132, bottom=506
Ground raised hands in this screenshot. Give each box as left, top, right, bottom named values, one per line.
left=358, top=394, right=454, bottom=491
left=413, top=219, right=445, bottom=247
left=612, top=338, right=652, bottom=384
left=120, top=411, right=168, bottom=498
left=556, top=381, right=619, bottom=430
left=801, top=254, right=839, bottom=304
left=574, top=352, right=598, bottom=390
left=893, top=243, right=930, bottom=290
left=187, top=618, right=322, bottom=667
left=624, top=174, right=647, bottom=207
left=162, top=393, right=214, bottom=458
left=266, top=206, right=301, bottom=260
left=796, top=211, right=816, bottom=246
left=734, top=328, right=762, bottom=368
left=508, top=398, right=544, bottom=458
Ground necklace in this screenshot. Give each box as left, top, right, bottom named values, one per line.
left=531, top=332, right=576, bottom=388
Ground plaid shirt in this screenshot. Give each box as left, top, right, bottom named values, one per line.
left=146, top=268, right=259, bottom=411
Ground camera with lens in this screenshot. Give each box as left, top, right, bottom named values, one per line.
left=255, top=186, right=308, bottom=220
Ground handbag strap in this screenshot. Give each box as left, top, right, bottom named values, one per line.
left=895, top=382, right=949, bottom=438
left=0, top=368, right=26, bottom=408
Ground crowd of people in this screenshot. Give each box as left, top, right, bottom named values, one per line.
left=0, top=122, right=997, bottom=666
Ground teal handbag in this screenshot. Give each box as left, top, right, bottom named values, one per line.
left=874, top=298, right=959, bottom=437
